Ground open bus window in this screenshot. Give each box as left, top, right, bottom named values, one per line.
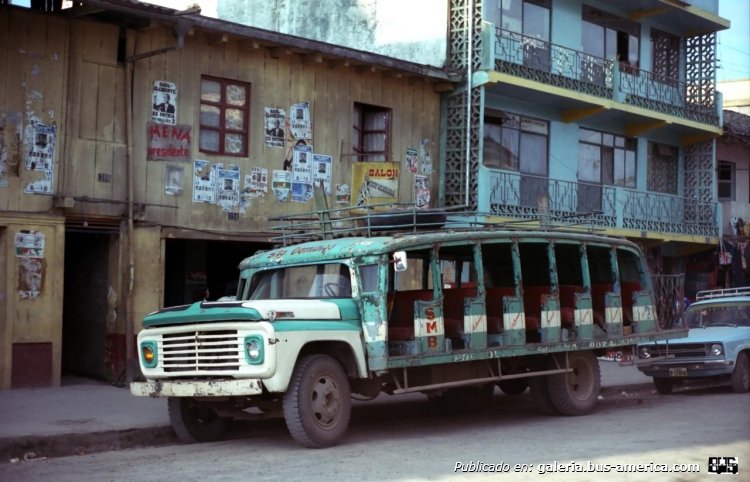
left=518, top=242, right=551, bottom=286
left=439, top=244, right=475, bottom=289
left=481, top=243, right=514, bottom=288
left=393, top=249, right=432, bottom=292
left=555, top=243, right=583, bottom=286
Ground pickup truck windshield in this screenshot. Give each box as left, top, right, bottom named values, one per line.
left=248, top=263, right=352, bottom=300
left=686, top=303, right=750, bottom=328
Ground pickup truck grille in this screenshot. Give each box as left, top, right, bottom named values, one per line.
left=649, top=343, right=709, bottom=358
left=161, top=330, right=241, bottom=372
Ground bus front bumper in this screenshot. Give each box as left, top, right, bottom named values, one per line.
left=130, top=379, right=263, bottom=398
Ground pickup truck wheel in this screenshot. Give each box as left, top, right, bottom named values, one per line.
left=652, top=377, right=674, bottom=394
left=283, top=354, right=351, bottom=448
left=730, top=351, right=750, bottom=393
left=168, top=397, right=229, bottom=443
left=547, top=351, right=600, bottom=416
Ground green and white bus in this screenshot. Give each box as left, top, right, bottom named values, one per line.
left=131, top=210, right=686, bottom=447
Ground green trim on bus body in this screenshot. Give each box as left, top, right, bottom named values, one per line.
left=143, top=304, right=263, bottom=327
left=272, top=319, right=362, bottom=332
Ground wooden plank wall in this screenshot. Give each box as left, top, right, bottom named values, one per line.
left=0, top=8, right=68, bottom=212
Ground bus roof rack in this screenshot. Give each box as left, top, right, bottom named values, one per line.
left=269, top=201, right=607, bottom=246
left=695, top=287, right=750, bottom=301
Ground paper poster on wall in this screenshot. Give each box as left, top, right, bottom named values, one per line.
left=15, top=231, right=45, bottom=257
left=415, top=174, right=431, bottom=208
left=419, top=139, right=433, bottom=175
left=147, top=123, right=191, bottom=162
left=292, top=144, right=313, bottom=183
left=272, top=169, right=291, bottom=202
left=193, top=159, right=217, bottom=203
left=405, top=147, right=418, bottom=173
left=352, top=162, right=399, bottom=207
left=291, top=181, right=313, bottom=203
left=335, top=184, right=351, bottom=204
left=218, top=165, right=240, bottom=212
left=152, top=80, right=177, bottom=125
left=243, top=167, right=268, bottom=198
left=289, top=102, right=311, bottom=140
left=312, top=154, right=332, bottom=194
left=264, top=108, right=286, bottom=148
left=1, top=111, right=23, bottom=187
left=165, top=164, right=184, bottom=196
left=24, top=121, right=55, bottom=194
left=18, top=257, right=45, bottom=300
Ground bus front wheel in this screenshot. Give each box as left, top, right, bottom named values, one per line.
left=283, top=354, right=351, bottom=448
left=168, top=397, right=229, bottom=443
left=547, top=351, right=601, bottom=416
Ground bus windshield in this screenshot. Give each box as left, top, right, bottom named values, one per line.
left=248, top=263, right=352, bottom=300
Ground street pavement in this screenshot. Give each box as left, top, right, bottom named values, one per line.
left=0, top=360, right=653, bottom=463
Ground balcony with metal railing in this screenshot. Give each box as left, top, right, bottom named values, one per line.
left=489, top=26, right=719, bottom=127
left=487, top=170, right=718, bottom=238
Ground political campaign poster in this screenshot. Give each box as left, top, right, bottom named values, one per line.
left=146, top=123, right=191, bottom=162
left=312, top=154, right=332, bottom=194
left=193, top=159, right=217, bottom=203
left=292, top=144, right=313, bottom=184
left=352, top=162, right=399, bottom=207
left=218, top=165, right=240, bottom=212
left=291, top=181, right=313, bottom=203
left=335, top=183, right=351, bottom=205
left=264, top=108, right=286, bottom=147
left=289, top=101, right=312, bottom=140
left=272, top=169, right=291, bottom=202
left=405, top=147, right=418, bottom=173
left=152, top=80, right=177, bottom=125
left=24, top=121, right=55, bottom=194
left=415, top=174, right=431, bottom=208
left=15, top=231, right=45, bottom=258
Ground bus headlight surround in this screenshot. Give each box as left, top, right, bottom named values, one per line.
left=140, top=340, right=158, bottom=368
left=244, top=335, right=264, bottom=364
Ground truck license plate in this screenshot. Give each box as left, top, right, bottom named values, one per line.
left=669, top=368, right=687, bottom=377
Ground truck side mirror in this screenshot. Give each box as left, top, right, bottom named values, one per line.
left=393, top=251, right=408, bottom=272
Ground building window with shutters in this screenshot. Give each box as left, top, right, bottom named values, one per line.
left=353, top=103, right=391, bottom=162
left=199, top=76, right=250, bottom=157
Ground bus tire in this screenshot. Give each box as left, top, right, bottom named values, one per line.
left=547, top=351, right=601, bottom=416
left=529, top=375, right=558, bottom=415
left=652, top=377, right=674, bottom=394
left=168, top=397, right=229, bottom=443
left=283, top=354, right=351, bottom=448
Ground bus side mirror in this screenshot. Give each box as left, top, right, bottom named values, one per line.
left=393, top=251, right=408, bottom=272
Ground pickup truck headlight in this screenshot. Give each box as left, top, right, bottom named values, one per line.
left=710, top=344, right=723, bottom=357
left=244, top=335, right=264, bottom=364
left=639, top=346, right=651, bottom=359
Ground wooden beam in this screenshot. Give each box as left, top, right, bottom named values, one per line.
left=625, top=120, right=668, bottom=137
left=268, top=46, right=291, bottom=59
left=433, top=82, right=455, bottom=93
left=561, top=106, right=606, bottom=123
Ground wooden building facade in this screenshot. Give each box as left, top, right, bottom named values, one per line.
left=0, top=1, right=452, bottom=388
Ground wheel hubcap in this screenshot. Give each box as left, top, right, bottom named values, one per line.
left=567, top=359, right=594, bottom=400
left=311, top=375, right=340, bottom=428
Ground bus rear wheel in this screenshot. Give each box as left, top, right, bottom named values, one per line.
left=283, top=354, right=351, bottom=448
left=168, top=397, right=229, bottom=443
left=547, top=351, right=600, bottom=415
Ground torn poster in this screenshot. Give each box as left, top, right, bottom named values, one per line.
left=152, top=80, right=177, bottom=125
left=289, top=102, right=311, bottom=140
left=217, top=165, right=240, bottom=212
left=146, top=123, right=191, bottom=162
left=405, top=147, right=418, bottom=174
left=312, top=154, right=332, bottom=194
left=18, top=257, right=45, bottom=300
left=419, top=138, right=433, bottom=175
left=15, top=231, right=45, bottom=257
left=291, top=181, right=313, bottom=203
left=264, top=107, right=286, bottom=148
left=24, top=122, right=55, bottom=194
left=335, top=183, right=351, bottom=204
left=1, top=111, right=23, bottom=187
left=415, top=174, right=430, bottom=208
left=165, top=164, right=184, bottom=196
left=192, top=159, right=216, bottom=203
left=352, top=162, right=399, bottom=207
left=243, top=167, right=268, bottom=198
left=272, top=169, right=291, bottom=202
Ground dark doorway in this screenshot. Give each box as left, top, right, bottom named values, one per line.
left=163, top=239, right=269, bottom=307
left=62, top=231, right=111, bottom=379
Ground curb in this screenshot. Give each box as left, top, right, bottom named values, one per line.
left=0, top=426, right=176, bottom=464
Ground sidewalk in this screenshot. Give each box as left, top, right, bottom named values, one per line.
left=0, top=362, right=653, bottom=462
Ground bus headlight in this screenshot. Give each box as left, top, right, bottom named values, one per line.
left=140, top=341, right=158, bottom=368
left=244, top=336, right=264, bottom=364
left=710, top=344, right=723, bottom=357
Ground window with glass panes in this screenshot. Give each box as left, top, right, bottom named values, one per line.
left=199, top=77, right=250, bottom=156
left=647, top=142, right=678, bottom=194
left=582, top=5, right=639, bottom=71
left=578, top=129, right=636, bottom=187
left=717, top=161, right=734, bottom=201
left=353, top=103, right=390, bottom=162
left=483, top=113, right=548, bottom=176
